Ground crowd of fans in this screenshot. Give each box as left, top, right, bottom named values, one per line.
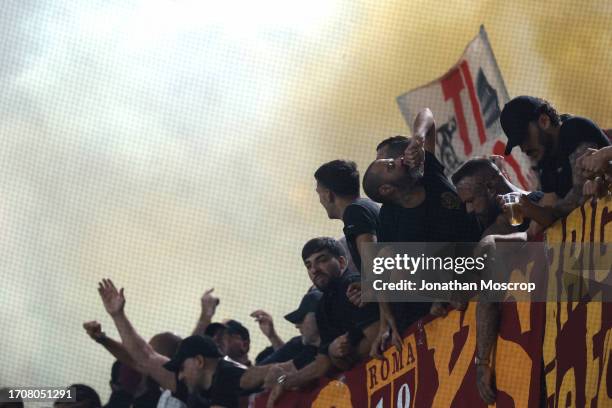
left=2, top=96, right=610, bottom=408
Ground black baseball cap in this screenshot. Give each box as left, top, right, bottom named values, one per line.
left=284, top=290, right=322, bottom=324
left=225, top=320, right=250, bottom=341
left=500, top=96, right=545, bottom=155
left=163, top=335, right=223, bottom=372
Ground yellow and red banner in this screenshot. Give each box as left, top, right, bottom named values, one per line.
left=254, top=197, right=611, bottom=407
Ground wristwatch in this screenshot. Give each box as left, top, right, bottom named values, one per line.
left=474, top=356, right=490, bottom=366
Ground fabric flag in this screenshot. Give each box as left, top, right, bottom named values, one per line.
left=397, top=25, right=537, bottom=190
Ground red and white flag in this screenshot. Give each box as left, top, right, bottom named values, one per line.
left=397, top=25, right=537, bottom=190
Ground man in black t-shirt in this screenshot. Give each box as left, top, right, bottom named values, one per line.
left=164, top=336, right=245, bottom=408
left=256, top=290, right=322, bottom=368
left=362, top=108, right=481, bottom=357
left=367, top=151, right=481, bottom=243
left=222, top=320, right=251, bottom=367
left=501, top=96, right=610, bottom=226
left=314, top=160, right=380, bottom=271
left=265, top=238, right=379, bottom=406
left=365, top=108, right=481, bottom=244
left=239, top=290, right=322, bottom=390
left=363, top=150, right=481, bottom=332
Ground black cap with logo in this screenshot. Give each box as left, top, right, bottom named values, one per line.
left=163, top=335, right=223, bottom=372
left=500, top=96, right=545, bottom=155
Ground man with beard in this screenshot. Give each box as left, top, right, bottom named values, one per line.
left=163, top=336, right=245, bottom=408
left=501, top=96, right=610, bottom=226
left=451, top=158, right=543, bottom=235
left=451, top=157, right=545, bottom=404
left=362, top=108, right=481, bottom=357
left=266, top=238, right=379, bottom=406
left=223, top=320, right=251, bottom=367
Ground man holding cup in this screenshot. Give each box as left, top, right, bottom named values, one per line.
left=451, top=157, right=546, bottom=404
left=501, top=96, right=610, bottom=227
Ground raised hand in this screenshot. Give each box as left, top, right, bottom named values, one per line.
left=83, top=320, right=105, bottom=341
left=200, top=288, right=219, bottom=318
left=98, top=278, right=125, bottom=317
left=401, top=136, right=425, bottom=171
left=250, top=310, right=276, bottom=339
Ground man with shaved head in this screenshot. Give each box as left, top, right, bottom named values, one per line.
left=363, top=108, right=481, bottom=358
left=451, top=157, right=543, bottom=235
left=451, top=157, right=545, bottom=404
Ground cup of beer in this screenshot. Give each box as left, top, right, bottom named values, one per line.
left=502, top=192, right=523, bottom=226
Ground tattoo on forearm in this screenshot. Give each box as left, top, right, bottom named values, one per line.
left=554, top=142, right=598, bottom=215
left=476, top=302, right=500, bottom=358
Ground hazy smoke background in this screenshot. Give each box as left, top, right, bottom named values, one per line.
left=1, top=0, right=611, bottom=400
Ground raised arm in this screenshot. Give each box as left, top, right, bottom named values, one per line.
left=98, top=279, right=177, bottom=392
left=403, top=108, right=436, bottom=170
left=192, top=288, right=219, bottom=337
left=251, top=310, right=284, bottom=350
left=83, top=320, right=137, bottom=369
left=413, top=107, right=436, bottom=154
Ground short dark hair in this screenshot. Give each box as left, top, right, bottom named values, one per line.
left=55, top=384, right=101, bottom=407
left=376, top=136, right=410, bottom=158
left=225, top=320, right=250, bottom=341
left=451, top=158, right=501, bottom=186
left=362, top=161, right=386, bottom=203
left=301, top=237, right=345, bottom=261
left=535, top=99, right=561, bottom=127
left=314, top=160, right=360, bottom=197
